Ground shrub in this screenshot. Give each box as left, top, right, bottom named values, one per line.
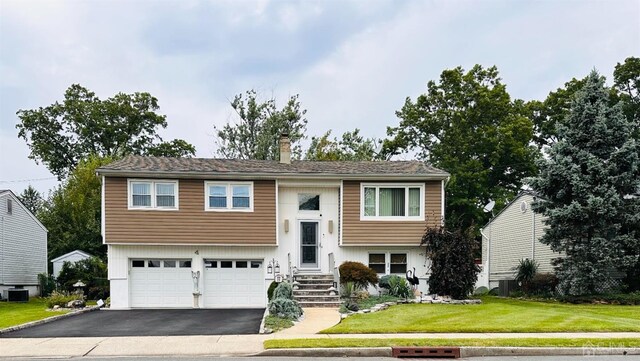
left=273, top=282, right=294, bottom=300
left=339, top=261, right=379, bottom=291
left=514, top=258, right=539, bottom=292
left=340, top=281, right=355, bottom=298
left=267, top=281, right=278, bottom=301
left=528, top=273, right=559, bottom=296
left=473, top=286, right=489, bottom=296
left=268, top=298, right=303, bottom=319
left=422, top=227, right=480, bottom=299
left=45, top=290, right=83, bottom=308
left=388, top=276, right=412, bottom=298
left=378, top=275, right=393, bottom=289
left=343, top=299, right=359, bottom=312
left=57, top=257, right=109, bottom=300
left=38, top=273, right=56, bottom=297
left=558, top=292, right=640, bottom=305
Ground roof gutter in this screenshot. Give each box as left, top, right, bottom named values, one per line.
left=95, top=169, right=450, bottom=181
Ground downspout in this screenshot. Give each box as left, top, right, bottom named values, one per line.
left=480, top=226, right=490, bottom=285
left=532, top=206, right=536, bottom=260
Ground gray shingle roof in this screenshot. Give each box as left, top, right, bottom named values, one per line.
left=97, top=155, right=448, bottom=178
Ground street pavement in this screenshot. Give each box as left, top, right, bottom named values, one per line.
left=7, top=356, right=636, bottom=360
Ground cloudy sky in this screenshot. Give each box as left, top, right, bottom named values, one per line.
left=1, top=0, right=638, bottom=195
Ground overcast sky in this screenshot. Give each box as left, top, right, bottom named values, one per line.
left=1, top=0, right=638, bottom=195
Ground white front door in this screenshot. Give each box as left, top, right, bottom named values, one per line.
left=203, top=260, right=266, bottom=308
left=129, top=259, right=193, bottom=308
left=299, top=221, right=320, bottom=269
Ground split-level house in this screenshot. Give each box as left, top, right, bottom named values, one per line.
left=98, top=136, right=448, bottom=309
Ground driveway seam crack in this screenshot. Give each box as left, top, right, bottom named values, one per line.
left=82, top=344, right=99, bottom=357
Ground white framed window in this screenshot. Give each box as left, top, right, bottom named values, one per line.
left=360, top=183, right=424, bottom=220
left=204, top=181, right=254, bottom=212
left=368, top=252, right=408, bottom=275
left=128, top=179, right=178, bottom=210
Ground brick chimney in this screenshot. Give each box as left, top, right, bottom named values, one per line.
left=279, top=133, right=291, bottom=164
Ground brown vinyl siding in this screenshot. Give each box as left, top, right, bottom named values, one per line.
left=341, top=180, right=442, bottom=245
left=104, top=177, right=276, bottom=245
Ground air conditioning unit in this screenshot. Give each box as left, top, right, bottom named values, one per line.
left=2, top=288, right=29, bottom=302
left=498, top=280, right=518, bottom=297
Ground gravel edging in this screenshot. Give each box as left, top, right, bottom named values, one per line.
left=259, top=346, right=640, bottom=358
left=0, top=305, right=102, bottom=335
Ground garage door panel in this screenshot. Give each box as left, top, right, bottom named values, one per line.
left=203, top=260, right=265, bottom=308
left=130, top=259, right=192, bottom=308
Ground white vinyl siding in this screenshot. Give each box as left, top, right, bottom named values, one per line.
left=482, top=193, right=559, bottom=282
left=204, top=182, right=254, bottom=212
left=0, top=192, right=47, bottom=289
left=128, top=180, right=179, bottom=210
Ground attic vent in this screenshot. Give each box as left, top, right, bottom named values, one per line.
left=7, top=199, right=12, bottom=214
left=520, top=201, right=528, bottom=213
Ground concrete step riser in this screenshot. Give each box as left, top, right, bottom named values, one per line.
left=295, top=284, right=333, bottom=290
left=295, top=297, right=340, bottom=302
left=294, top=290, right=336, bottom=296
left=295, top=279, right=334, bottom=284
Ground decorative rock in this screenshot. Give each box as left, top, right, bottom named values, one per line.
left=52, top=305, right=60, bottom=310
left=67, top=299, right=86, bottom=308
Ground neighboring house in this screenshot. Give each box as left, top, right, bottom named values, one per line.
left=0, top=190, right=47, bottom=297
left=97, top=135, right=449, bottom=309
left=51, top=250, right=93, bottom=277
left=479, top=191, right=558, bottom=289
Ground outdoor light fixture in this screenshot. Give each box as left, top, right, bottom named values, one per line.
left=267, top=258, right=280, bottom=275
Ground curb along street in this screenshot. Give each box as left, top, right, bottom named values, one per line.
left=259, top=346, right=640, bottom=358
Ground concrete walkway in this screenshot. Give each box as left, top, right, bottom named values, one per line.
left=1, top=307, right=639, bottom=358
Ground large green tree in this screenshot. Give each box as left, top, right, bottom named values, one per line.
left=613, top=57, right=640, bottom=136
left=384, top=65, right=539, bottom=230
left=17, top=185, right=44, bottom=215
left=17, top=84, right=196, bottom=179
left=305, top=129, right=380, bottom=161
left=528, top=57, right=639, bottom=149
left=39, top=156, right=111, bottom=261
left=214, top=90, right=307, bottom=160
left=529, top=71, right=640, bottom=295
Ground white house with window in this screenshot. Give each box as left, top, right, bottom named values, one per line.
left=98, top=135, right=447, bottom=309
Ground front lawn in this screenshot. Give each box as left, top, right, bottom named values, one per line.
left=265, top=337, right=640, bottom=349
left=264, top=315, right=294, bottom=332
left=0, top=298, right=68, bottom=329
left=323, top=296, right=640, bottom=333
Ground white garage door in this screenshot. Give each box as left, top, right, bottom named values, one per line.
left=203, top=260, right=265, bottom=308
left=130, top=259, right=193, bottom=308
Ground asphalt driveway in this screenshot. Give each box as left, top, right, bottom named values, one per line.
left=1, top=308, right=265, bottom=338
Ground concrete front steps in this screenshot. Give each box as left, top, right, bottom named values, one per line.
left=293, top=274, right=341, bottom=308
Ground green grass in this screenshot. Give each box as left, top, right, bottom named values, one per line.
left=264, top=338, right=640, bottom=349
left=0, top=298, right=68, bottom=329
left=323, top=296, right=640, bottom=333
left=264, top=315, right=294, bottom=332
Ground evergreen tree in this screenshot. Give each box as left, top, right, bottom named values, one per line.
left=18, top=185, right=44, bottom=215
left=529, top=71, right=640, bottom=295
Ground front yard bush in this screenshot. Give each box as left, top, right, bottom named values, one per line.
left=388, top=276, right=412, bottom=298
left=558, top=292, right=640, bottom=305
left=339, top=261, right=379, bottom=291
left=514, top=258, right=539, bottom=292
left=57, top=257, right=109, bottom=300
left=421, top=227, right=480, bottom=299
left=273, top=282, right=294, bottom=300
left=38, top=273, right=56, bottom=297
left=528, top=273, right=559, bottom=296
left=267, top=281, right=278, bottom=301
left=269, top=298, right=303, bottom=319
left=378, top=275, right=393, bottom=290
left=45, top=291, right=83, bottom=308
